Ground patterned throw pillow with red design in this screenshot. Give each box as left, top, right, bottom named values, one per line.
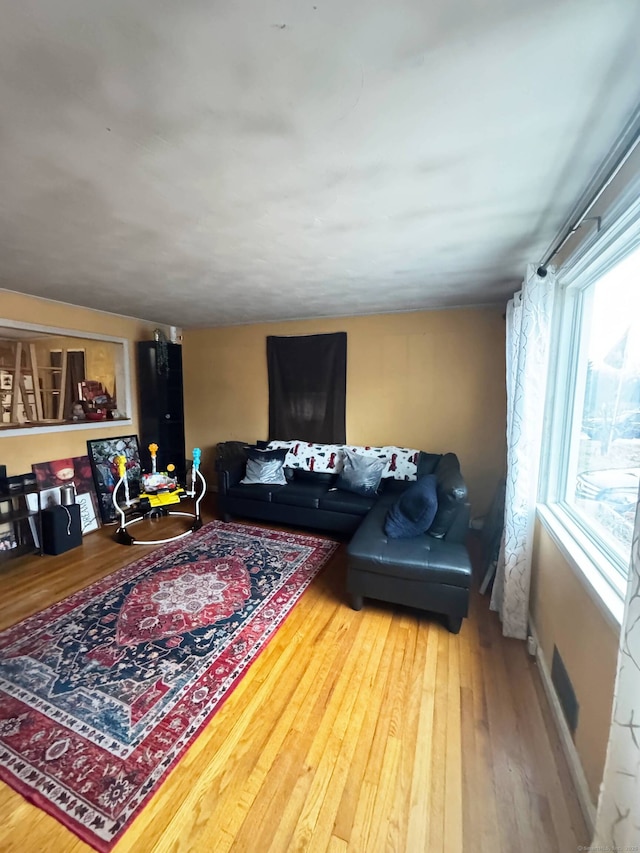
left=344, top=445, right=420, bottom=480
left=267, top=441, right=345, bottom=473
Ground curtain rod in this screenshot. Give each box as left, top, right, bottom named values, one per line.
left=537, top=122, right=640, bottom=277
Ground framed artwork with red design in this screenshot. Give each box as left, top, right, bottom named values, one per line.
left=30, top=455, right=101, bottom=535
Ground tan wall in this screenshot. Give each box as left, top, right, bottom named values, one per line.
left=530, top=521, right=619, bottom=803
left=84, top=341, right=119, bottom=400
left=0, top=292, right=161, bottom=475
left=183, top=307, right=507, bottom=515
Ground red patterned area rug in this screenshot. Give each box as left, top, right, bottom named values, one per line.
left=0, top=521, right=337, bottom=851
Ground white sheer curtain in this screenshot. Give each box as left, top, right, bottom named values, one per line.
left=490, top=264, right=556, bottom=639
left=593, top=500, right=640, bottom=848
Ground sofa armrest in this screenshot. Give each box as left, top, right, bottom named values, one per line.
left=443, top=501, right=470, bottom=544
left=429, top=452, right=469, bottom=540
left=215, top=442, right=248, bottom=494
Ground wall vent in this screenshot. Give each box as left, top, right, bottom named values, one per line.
left=551, top=645, right=579, bottom=735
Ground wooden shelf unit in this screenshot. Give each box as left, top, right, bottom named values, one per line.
left=0, top=484, right=43, bottom=561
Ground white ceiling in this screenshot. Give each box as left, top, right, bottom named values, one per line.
left=1, top=0, right=640, bottom=328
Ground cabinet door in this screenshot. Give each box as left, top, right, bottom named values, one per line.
left=156, top=421, right=186, bottom=474
left=137, top=342, right=186, bottom=480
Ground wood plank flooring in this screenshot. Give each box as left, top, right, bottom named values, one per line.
left=0, top=499, right=589, bottom=852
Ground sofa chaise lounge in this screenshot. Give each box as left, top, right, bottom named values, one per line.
left=215, top=440, right=473, bottom=632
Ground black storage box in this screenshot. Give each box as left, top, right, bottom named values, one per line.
left=42, top=504, right=82, bottom=555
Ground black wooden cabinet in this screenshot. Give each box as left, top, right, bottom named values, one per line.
left=137, top=341, right=186, bottom=482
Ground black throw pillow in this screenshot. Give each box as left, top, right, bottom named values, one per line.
left=384, top=474, right=438, bottom=539
left=246, top=447, right=287, bottom=462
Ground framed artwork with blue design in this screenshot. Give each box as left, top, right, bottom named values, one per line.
left=87, top=435, right=142, bottom=523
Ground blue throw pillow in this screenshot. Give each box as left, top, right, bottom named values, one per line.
left=384, top=474, right=438, bottom=539
left=335, top=449, right=387, bottom=497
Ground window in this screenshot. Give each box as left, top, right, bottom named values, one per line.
left=0, top=320, right=132, bottom=435
left=545, top=238, right=640, bottom=597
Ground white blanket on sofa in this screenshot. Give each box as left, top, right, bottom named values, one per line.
left=266, top=440, right=420, bottom=481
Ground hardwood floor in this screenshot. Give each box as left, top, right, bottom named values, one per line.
left=0, top=499, right=589, bottom=852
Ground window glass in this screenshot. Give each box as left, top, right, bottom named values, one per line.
left=566, top=246, right=640, bottom=571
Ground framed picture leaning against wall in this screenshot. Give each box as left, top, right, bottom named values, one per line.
left=87, top=435, right=142, bottom=523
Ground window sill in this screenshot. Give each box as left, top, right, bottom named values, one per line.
left=0, top=417, right=133, bottom=438
left=536, top=504, right=625, bottom=632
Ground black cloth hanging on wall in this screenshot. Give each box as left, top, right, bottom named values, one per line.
left=267, top=332, right=347, bottom=444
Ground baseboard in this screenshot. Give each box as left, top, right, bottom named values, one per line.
left=528, top=619, right=597, bottom=834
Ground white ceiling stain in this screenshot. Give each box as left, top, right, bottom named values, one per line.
left=0, top=0, right=640, bottom=327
